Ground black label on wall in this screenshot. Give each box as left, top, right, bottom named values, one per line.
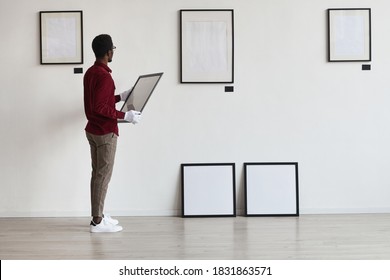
left=74, top=67, right=83, bottom=74
left=362, top=64, right=371, bottom=71
left=225, top=86, right=234, bottom=92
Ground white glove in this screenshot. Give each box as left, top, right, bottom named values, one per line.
left=119, top=88, right=132, bottom=101
left=124, top=110, right=142, bottom=124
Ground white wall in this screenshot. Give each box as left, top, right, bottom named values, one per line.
left=1, top=0, right=390, bottom=217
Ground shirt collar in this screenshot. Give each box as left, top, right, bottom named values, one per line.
left=94, top=61, right=112, bottom=73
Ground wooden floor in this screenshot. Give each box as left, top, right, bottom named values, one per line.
left=1, top=214, right=390, bottom=259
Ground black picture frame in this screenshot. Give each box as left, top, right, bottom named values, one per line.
left=244, top=162, right=299, bottom=217
left=39, top=11, right=84, bottom=64
left=328, top=8, right=371, bottom=62
left=180, top=9, right=234, bottom=83
left=120, top=72, right=163, bottom=113
left=181, top=163, right=236, bottom=217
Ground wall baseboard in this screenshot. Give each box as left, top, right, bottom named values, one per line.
left=1, top=207, right=390, bottom=218
left=300, top=208, right=390, bottom=215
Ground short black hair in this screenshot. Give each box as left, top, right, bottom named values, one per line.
left=92, top=34, right=113, bottom=58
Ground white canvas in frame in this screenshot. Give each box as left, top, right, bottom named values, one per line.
left=180, top=10, right=234, bottom=83
left=40, top=11, right=83, bottom=64
left=245, top=163, right=299, bottom=216
left=328, top=8, right=371, bottom=62
left=181, top=163, right=236, bottom=217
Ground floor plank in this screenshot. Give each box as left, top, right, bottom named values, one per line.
left=1, top=214, right=390, bottom=259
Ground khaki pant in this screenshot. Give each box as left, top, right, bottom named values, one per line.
left=86, top=132, right=118, bottom=217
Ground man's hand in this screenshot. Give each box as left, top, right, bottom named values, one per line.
left=119, top=88, right=132, bottom=101
left=124, top=110, right=142, bottom=124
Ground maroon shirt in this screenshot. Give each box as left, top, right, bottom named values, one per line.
left=84, top=62, right=125, bottom=136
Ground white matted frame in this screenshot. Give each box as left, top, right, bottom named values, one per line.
left=39, top=11, right=83, bottom=64
left=181, top=163, right=236, bottom=217
left=180, top=9, right=234, bottom=83
left=244, top=162, right=299, bottom=217
left=328, top=8, right=371, bottom=62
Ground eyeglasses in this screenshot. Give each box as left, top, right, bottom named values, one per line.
left=112, top=46, right=116, bottom=50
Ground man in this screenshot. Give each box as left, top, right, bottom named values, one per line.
left=84, top=34, right=141, bottom=233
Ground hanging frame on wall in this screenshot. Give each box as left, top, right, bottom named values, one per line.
left=244, top=162, right=299, bottom=217
left=39, top=11, right=84, bottom=64
left=180, top=9, right=234, bottom=83
left=327, top=8, right=371, bottom=62
left=181, top=163, right=236, bottom=217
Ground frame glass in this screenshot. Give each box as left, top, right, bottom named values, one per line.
left=120, top=72, right=164, bottom=114
left=180, top=9, right=234, bottom=83
left=40, top=11, right=83, bottom=64
left=244, top=162, right=299, bottom=217
left=181, top=163, right=236, bottom=217
left=328, top=8, right=371, bottom=62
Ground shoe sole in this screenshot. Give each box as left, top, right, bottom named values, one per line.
left=90, top=226, right=123, bottom=233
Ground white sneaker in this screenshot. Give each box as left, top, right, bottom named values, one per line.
left=103, top=214, right=119, bottom=225
left=90, top=219, right=123, bottom=233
